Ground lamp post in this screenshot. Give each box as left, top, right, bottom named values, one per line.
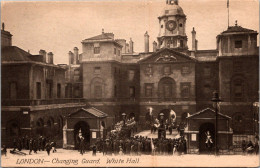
left=158, top=113, right=165, bottom=139
left=211, top=91, right=221, bottom=156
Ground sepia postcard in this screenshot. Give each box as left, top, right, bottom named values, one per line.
left=1, top=0, right=259, bottom=167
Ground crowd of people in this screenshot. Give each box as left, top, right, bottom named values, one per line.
left=93, top=135, right=187, bottom=156
left=3, top=135, right=57, bottom=156
left=241, top=140, right=259, bottom=155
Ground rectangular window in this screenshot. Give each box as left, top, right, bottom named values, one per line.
left=145, top=84, right=153, bottom=97
left=118, top=49, right=120, bottom=56
left=36, top=82, right=41, bottom=99
left=94, top=47, right=100, bottom=54
left=46, top=82, right=53, bottom=99
left=10, top=82, right=17, bottom=99
left=57, top=83, right=61, bottom=98
left=182, top=66, right=190, bottom=74
left=163, top=66, right=171, bottom=75
left=94, top=67, right=101, bottom=74
left=128, top=70, right=135, bottom=81
left=235, top=40, right=242, bottom=48
left=181, top=83, right=191, bottom=98
left=129, top=86, right=135, bottom=98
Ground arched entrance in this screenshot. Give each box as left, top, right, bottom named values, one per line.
left=199, top=122, right=215, bottom=153
left=74, top=121, right=90, bottom=150
left=46, top=117, right=55, bottom=137
left=158, top=77, right=176, bottom=99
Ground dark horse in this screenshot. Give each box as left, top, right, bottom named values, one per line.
left=205, top=140, right=213, bottom=154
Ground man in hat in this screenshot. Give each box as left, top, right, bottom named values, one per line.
left=79, top=136, right=85, bottom=155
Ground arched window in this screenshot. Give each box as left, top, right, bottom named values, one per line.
left=158, top=77, right=176, bottom=99
left=90, top=77, right=105, bottom=99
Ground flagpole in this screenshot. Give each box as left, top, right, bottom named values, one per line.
left=227, top=0, right=229, bottom=27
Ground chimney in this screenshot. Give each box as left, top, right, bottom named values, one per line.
left=191, top=27, right=196, bottom=51
left=144, top=31, right=149, bottom=53
left=68, top=51, right=74, bottom=65
left=1, top=23, right=13, bottom=47
left=153, top=41, right=157, bottom=52
left=73, top=47, right=79, bottom=64
left=47, top=52, right=54, bottom=64
left=125, top=43, right=130, bottom=53
left=129, top=38, right=134, bottom=53
left=39, top=50, right=47, bottom=63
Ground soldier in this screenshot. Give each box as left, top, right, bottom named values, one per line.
left=79, top=137, right=85, bottom=155
left=45, top=140, right=51, bottom=156
left=17, top=138, right=22, bottom=151
left=12, top=138, right=17, bottom=152
left=2, top=145, right=7, bottom=156
left=92, top=144, right=97, bottom=156
left=42, top=136, right=46, bottom=151
left=125, top=139, right=131, bottom=155
left=29, top=138, right=33, bottom=155
left=38, top=136, right=43, bottom=151
left=51, top=140, right=57, bottom=153
left=33, top=138, right=38, bottom=154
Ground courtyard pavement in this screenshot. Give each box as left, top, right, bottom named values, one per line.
left=134, top=129, right=179, bottom=139
left=1, top=148, right=259, bottom=167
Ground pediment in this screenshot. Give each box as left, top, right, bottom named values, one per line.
left=139, top=48, right=196, bottom=64
left=68, top=109, right=96, bottom=118
left=188, top=108, right=231, bottom=120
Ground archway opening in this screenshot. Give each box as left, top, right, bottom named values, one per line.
left=36, top=118, right=44, bottom=136
left=199, top=122, right=215, bottom=154
left=74, top=121, right=90, bottom=150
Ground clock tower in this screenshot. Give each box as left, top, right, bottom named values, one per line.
left=157, top=0, right=188, bottom=51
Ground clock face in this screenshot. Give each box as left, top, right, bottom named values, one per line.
left=166, top=20, right=177, bottom=31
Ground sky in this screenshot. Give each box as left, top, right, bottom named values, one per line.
left=1, top=0, right=259, bottom=64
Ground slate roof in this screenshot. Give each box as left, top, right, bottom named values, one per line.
left=83, top=33, right=113, bottom=41
left=187, top=107, right=231, bottom=119
left=220, top=25, right=256, bottom=34
left=68, top=107, right=108, bottom=118
left=2, top=46, right=32, bottom=62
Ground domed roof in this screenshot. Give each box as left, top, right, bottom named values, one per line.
left=161, top=4, right=185, bottom=17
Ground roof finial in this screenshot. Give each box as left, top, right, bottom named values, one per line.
left=102, top=28, right=104, bottom=34
left=235, top=20, right=238, bottom=26
left=2, top=22, right=5, bottom=31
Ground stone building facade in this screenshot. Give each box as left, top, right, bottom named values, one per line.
left=1, top=25, right=86, bottom=147
left=71, top=0, right=259, bottom=137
